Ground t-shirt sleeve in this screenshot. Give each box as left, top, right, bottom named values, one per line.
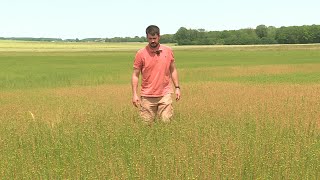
left=133, top=51, right=142, bottom=69
left=170, top=49, right=175, bottom=62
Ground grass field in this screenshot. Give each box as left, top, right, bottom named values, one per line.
left=0, top=40, right=319, bottom=179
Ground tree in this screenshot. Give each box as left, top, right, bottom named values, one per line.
left=160, top=34, right=175, bottom=44
left=173, top=27, right=199, bottom=45
left=275, top=26, right=289, bottom=44
left=173, top=27, right=189, bottom=44
left=267, top=26, right=277, bottom=39
left=255, top=25, right=268, bottom=38
left=309, top=24, right=320, bottom=43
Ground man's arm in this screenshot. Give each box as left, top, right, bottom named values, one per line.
left=170, top=62, right=181, bottom=101
left=131, top=68, right=141, bottom=107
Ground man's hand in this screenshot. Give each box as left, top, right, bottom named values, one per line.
left=175, top=88, right=181, bottom=101
left=132, top=94, right=140, bottom=107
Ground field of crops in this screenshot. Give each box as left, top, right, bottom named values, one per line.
left=0, top=40, right=319, bottom=179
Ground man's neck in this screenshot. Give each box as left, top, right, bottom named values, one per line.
left=149, top=44, right=160, bottom=50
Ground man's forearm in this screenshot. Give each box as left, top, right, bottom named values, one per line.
left=171, top=69, right=179, bottom=87
left=131, top=74, right=139, bottom=95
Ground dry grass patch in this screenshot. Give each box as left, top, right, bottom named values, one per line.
left=1, top=82, right=319, bottom=129
left=0, top=84, right=134, bottom=128
left=2, top=40, right=320, bottom=52
left=177, top=82, right=320, bottom=128
left=0, top=40, right=147, bottom=52
left=172, top=44, right=320, bottom=51
left=180, top=64, right=320, bottom=79
left=0, top=82, right=319, bottom=179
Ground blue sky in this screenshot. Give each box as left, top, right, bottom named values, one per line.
left=1, top=0, right=319, bottom=39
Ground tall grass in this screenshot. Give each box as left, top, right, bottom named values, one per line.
left=0, top=42, right=319, bottom=178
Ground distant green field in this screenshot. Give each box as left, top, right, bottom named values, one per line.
left=0, top=41, right=319, bottom=179
left=1, top=41, right=320, bottom=90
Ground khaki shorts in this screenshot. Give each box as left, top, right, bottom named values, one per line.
left=139, top=94, right=173, bottom=123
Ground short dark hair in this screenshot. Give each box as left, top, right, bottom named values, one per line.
left=146, top=25, right=160, bottom=36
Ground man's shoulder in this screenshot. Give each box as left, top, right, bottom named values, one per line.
left=160, top=44, right=173, bottom=51
left=136, top=46, right=148, bottom=55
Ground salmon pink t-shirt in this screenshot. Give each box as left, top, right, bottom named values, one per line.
left=133, top=44, right=175, bottom=97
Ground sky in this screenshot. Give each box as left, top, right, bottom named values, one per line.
left=1, top=0, right=319, bottom=39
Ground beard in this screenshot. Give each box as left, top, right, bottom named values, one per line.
left=149, top=42, right=159, bottom=48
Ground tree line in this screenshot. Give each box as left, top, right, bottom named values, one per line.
left=102, top=24, right=320, bottom=45
left=173, top=24, right=320, bottom=45
left=1, top=24, right=319, bottom=45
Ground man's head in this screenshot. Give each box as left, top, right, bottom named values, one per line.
left=146, top=25, right=160, bottom=49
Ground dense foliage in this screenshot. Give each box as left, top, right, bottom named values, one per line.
left=1, top=24, right=319, bottom=45
left=173, top=24, right=320, bottom=45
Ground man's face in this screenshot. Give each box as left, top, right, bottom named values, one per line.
left=147, top=34, right=160, bottom=48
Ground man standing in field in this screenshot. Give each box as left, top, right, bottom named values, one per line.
left=131, top=25, right=181, bottom=124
